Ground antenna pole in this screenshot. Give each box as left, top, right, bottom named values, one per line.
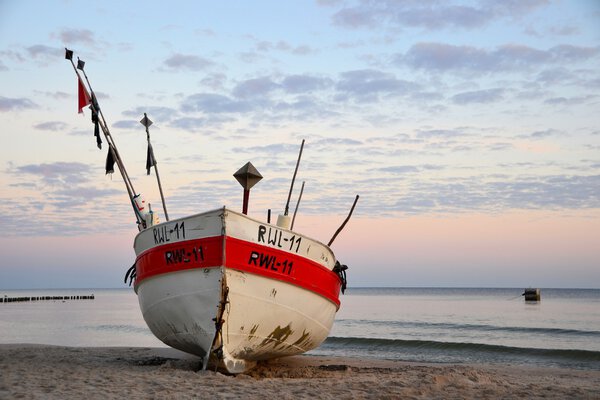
left=290, top=181, right=305, bottom=230
left=284, top=139, right=305, bottom=216
left=328, top=195, right=359, bottom=247
left=142, top=113, right=169, bottom=221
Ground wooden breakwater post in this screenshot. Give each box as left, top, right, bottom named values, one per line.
left=1, top=294, right=95, bottom=303
left=522, top=288, right=541, bottom=302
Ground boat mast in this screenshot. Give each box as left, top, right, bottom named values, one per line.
left=65, top=48, right=142, bottom=227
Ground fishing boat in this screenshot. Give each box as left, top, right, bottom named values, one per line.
left=65, top=49, right=357, bottom=373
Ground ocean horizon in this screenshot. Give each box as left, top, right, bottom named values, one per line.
left=2, top=287, right=599, bottom=371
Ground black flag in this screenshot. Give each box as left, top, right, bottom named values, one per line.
left=91, top=107, right=101, bottom=149
left=105, top=147, right=115, bottom=175
left=146, top=142, right=156, bottom=175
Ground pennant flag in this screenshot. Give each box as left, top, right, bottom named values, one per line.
left=78, top=77, right=91, bottom=114
left=146, top=142, right=156, bottom=175
left=91, top=108, right=102, bottom=149
left=91, top=92, right=100, bottom=112
left=105, top=147, right=115, bottom=175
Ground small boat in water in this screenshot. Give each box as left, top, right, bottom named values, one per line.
left=65, top=49, right=356, bottom=373
left=522, top=288, right=541, bottom=302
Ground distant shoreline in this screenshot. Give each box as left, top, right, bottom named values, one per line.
left=1, top=344, right=598, bottom=399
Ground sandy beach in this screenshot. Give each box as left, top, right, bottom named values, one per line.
left=0, top=344, right=598, bottom=399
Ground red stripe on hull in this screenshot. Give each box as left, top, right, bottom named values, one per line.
left=135, top=235, right=341, bottom=307
left=224, top=236, right=341, bottom=307
left=135, top=236, right=224, bottom=284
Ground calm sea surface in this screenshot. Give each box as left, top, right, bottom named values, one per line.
left=1, top=287, right=599, bottom=370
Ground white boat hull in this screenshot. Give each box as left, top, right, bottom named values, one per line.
left=133, top=208, right=342, bottom=373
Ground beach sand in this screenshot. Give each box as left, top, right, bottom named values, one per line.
left=1, top=344, right=598, bottom=399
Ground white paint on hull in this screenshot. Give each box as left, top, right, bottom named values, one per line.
left=136, top=268, right=222, bottom=360
left=134, top=208, right=224, bottom=254
left=219, top=268, right=337, bottom=373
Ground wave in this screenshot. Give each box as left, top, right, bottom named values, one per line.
left=82, top=324, right=153, bottom=335
left=322, top=336, right=600, bottom=362
left=335, top=319, right=600, bottom=337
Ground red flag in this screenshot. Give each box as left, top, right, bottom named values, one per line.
left=78, top=76, right=91, bottom=114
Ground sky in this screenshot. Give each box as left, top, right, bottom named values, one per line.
left=0, top=0, right=599, bottom=289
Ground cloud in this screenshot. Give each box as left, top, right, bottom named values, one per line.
left=181, top=93, right=253, bottom=113
left=232, top=77, right=280, bottom=99
left=122, top=106, right=178, bottom=122
left=112, top=120, right=139, bottom=129
left=335, top=69, right=421, bottom=102
left=255, top=40, right=316, bottom=55
left=162, top=53, right=214, bottom=71
left=0, top=60, right=7, bottom=71
left=58, top=29, right=97, bottom=46
left=169, top=117, right=209, bottom=132
left=281, top=75, right=333, bottom=94
left=200, top=73, right=227, bottom=90
left=378, top=165, right=419, bottom=174
left=360, top=173, right=600, bottom=215
left=328, top=0, right=548, bottom=31
left=26, top=45, right=61, bottom=60
left=543, top=95, right=597, bottom=106
left=398, top=42, right=599, bottom=73
left=168, top=115, right=235, bottom=132
left=519, top=129, right=562, bottom=139
left=33, top=121, right=68, bottom=131
left=52, top=186, right=122, bottom=208
left=488, top=142, right=514, bottom=151
left=313, top=137, right=362, bottom=147
left=535, top=67, right=573, bottom=85
left=35, top=91, right=71, bottom=100
left=416, top=128, right=468, bottom=139
left=451, top=88, right=504, bottom=104
left=0, top=96, right=38, bottom=112
left=11, top=162, right=92, bottom=186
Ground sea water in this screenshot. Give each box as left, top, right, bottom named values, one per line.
left=1, top=287, right=599, bottom=370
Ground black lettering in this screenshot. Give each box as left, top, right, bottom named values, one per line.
left=173, top=249, right=183, bottom=263
left=165, top=251, right=173, bottom=265
left=267, top=228, right=277, bottom=246
left=259, top=253, right=272, bottom=268
left=153, top=228, right=159, bottom=245
left=258, top=225, right=266, bottom=243
left=248, top=251, right=259, bottom=265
